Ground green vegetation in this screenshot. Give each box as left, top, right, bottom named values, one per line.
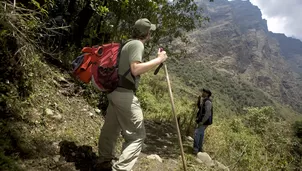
left=135, top=70, right=302, bottom=170
left=0, top=0, right=301, bottom=171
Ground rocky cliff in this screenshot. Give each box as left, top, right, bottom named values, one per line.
left=269, top=32, right=302, bottom=74
left=178, top=0, right=302, bottom=112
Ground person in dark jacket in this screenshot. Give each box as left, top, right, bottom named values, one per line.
left=193, top=88, right=213, bottom=154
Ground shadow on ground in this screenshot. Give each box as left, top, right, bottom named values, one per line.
left=142, top=120, right=194, bottom=159
left=57, top=120, right=194, bottom=171
left=59, top=140, right=99, bottom=171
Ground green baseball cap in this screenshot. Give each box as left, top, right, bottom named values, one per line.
left=134, top=18, right=156, bottom=35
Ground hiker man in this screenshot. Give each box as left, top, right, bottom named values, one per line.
left=193, top=88, right=213, bottom=154
left=95, top=18, right=168, bottom=171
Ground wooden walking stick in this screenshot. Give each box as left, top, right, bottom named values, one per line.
left=164, top=63, right=187, bottom=171
left=154, top=49, right=187, bottom=171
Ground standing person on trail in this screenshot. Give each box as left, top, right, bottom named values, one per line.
left=193, top=88, right=213, bottom=154
left=95, top=18, right=168, bottom=171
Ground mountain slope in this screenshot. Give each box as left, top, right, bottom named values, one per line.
left=270, top=32, right=302, bottom=74
left=177, top=0, right=302, bottom=113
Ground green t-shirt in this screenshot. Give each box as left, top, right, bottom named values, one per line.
left=118, top=40, right=144, bottom=90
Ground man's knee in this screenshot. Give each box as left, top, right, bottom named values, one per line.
left=140, top=130, right=146, bottom=141
left=123, top=125, right=146, bottom=142
left=134, top=130, right=146, bottom=141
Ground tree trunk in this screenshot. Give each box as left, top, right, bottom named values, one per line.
left=67, top=0, right=76, bottom=16
left=72, top=0, right=94, bottom=47
left=66, top=0, right=77, bottom=23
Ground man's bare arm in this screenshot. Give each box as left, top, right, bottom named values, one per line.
left=130, top=50, right=167, bottom=76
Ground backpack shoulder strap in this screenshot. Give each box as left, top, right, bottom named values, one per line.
left=116, top=39, right=137, bottom=91
left=116, top=39, right=132, bottom=66
left=121, top=39, right=133, bottom=46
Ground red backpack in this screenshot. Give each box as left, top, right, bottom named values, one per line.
left=71, top=40, right=131, bottom=92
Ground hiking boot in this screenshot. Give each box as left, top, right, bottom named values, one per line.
left=193, top=151, right=198, bottom=155
left=93, top=157, right=118, bottom=171
left=93, top=160, right=112, bottom=171
left=192, top=148, right=199, bottom=155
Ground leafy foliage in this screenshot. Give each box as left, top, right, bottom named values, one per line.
left=205, top=106, right=299, bottom=170
left=0, top=0, right=301, bottom=171
left=244, top=106, right=277, bottom=134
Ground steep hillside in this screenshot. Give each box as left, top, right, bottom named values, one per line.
left=178, top=0, right=302, bottom=113
left=270, top=32, right=302, bottom=74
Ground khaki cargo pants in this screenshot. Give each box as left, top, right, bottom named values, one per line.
left=98, top=87, right=146, bottom=171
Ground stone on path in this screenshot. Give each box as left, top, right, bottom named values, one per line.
left=186, top=136, right=194, bottom=141
left=196, top=152, right=229, bottom=170
left=147, top=154, right=163, bottom=163
left=45, top=108, right=54, bottom=115
left=95, top=108, right=101, bottom=113
left=197, top=152, right=215, bottom=167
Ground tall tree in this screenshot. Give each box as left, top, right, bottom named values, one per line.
left=72, top=0, right=94, bottom=46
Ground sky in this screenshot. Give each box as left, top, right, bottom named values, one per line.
left=249, top=0, right=302, bottom=40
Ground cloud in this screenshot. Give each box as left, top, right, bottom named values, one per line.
left=250, top=0, right=302, bottom=40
